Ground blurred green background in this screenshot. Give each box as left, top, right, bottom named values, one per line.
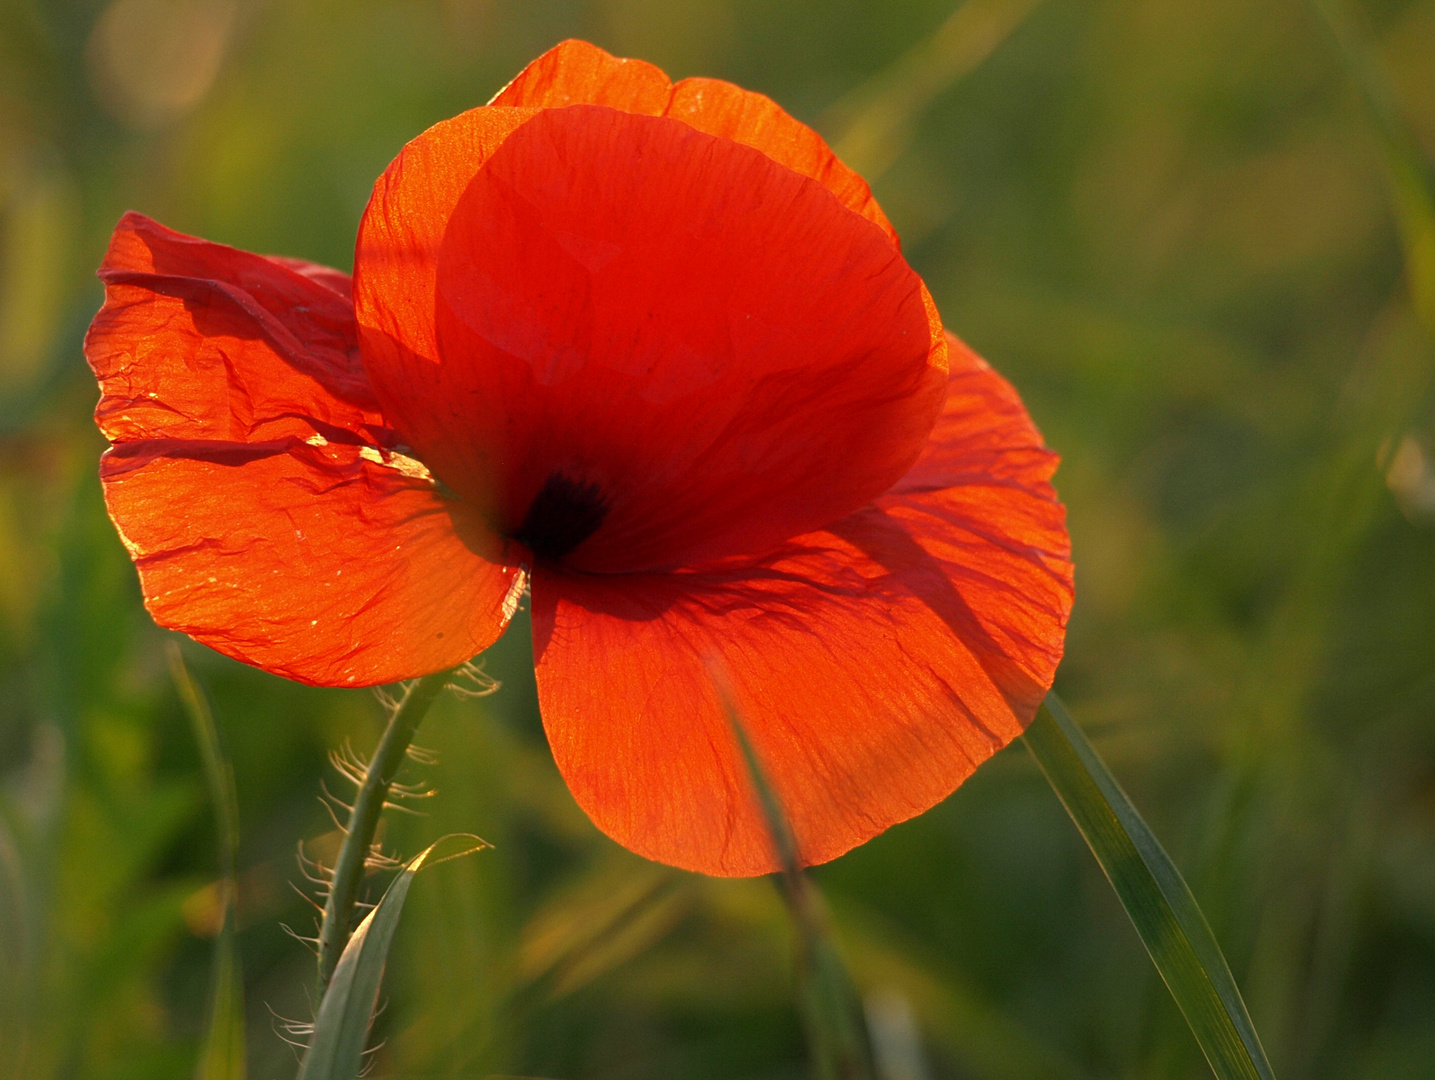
left=2, top=0, right=1435, bottom=1077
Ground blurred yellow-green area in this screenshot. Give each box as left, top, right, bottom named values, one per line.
left=2, top=0, right=1435, bottom=1077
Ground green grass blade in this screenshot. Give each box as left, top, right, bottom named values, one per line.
left=715, top=673, right=876, bottom=1080
left=195, top=921, right=245, bottom=1080
left=1022, top=695, right=1276, bottom=1080
left=168, top=645, right=245, bottom=1080
left=1310, top=0, right=1435, bottom=328
left=298, top=835, right=488, bottom=1080
left=298, top=869, right=412, bottom=1080
left=823, top=0, right=1046, bottom=181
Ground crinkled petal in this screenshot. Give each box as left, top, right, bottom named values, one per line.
left=102, top=442, right=522, bottom=686
left=366, top=104, right=944, bottom=571
left=86, top=213, right=522, bottom=686
left=267, top=254, right=355, bottom=298
left=491, top=38, right=897, bottom=244
left=895, top=331, right=1062, bottom=497
left=92, top=213, right=381, bottom=437
left=529, top=342, right=1072, bottom=876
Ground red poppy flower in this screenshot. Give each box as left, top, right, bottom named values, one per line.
left=86, top=40, right=1073, bottom=876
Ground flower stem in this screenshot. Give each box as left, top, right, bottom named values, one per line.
left=314, top=669, right=453, bottom=1001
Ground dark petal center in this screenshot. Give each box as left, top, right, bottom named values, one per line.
left=514, top=472, right=609, bottom=561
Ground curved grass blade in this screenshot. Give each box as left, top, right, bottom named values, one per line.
left=168, top=645, right=245, bottom=1080
left=713, top=670, right=876, bottom=1080
left=1309, top=0, right=1435, bottom=328
left=823, top=0, right=1046, bottom=181
left=196, top=927, right=244, bottom=1080
left=1022, top=694, right=1276, bottom=1080
left=297, top=833, right=489, bottom=1080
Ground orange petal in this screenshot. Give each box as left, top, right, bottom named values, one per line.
left=102, top=444, right=522, bottom=686
left=267, top=254, right=355, bottom=298
left=491, top=39, right=898, bottom=245
left=530, top=347, right=1073, bottom=876
left=353, top=106, right=536, bottom=374
left=895, top=331, right=1063, bottom=497
left=91, top=213, right=384, bottom=443
left=87, top=213, right=522, bottom=686
left=391, top=105, right=943, bottom=570
left=489, top=37, right=674, bottom=114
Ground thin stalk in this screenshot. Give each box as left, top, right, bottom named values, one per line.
left=1023, top=694, right=1275, bottom=1080
left=717, top=675, right=874, bottom=1080
left=314, top=670, right=453, bottom=1000
left=168, top=644, right=246, bottom=1080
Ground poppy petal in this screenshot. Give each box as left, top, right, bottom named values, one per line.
left=489, top=37, right=674, bottom=114
left=371, top=104, right=944, bottom=571
left=267, top=254, right=355, bottom=298
left=353, top=105, right=536, bottom=377
left=357, top=40, right=907, bottom=430
left=92, top=213, right=384, bottom=442
left=87, top=213, right=523, bottom=686
left=529, top=342, right=1072, bottom=876
left=491, top=39, right=897, bottom=244
left=101, top=445, right=522, bottom=687
left=894, top=331, right=1063, bottom=498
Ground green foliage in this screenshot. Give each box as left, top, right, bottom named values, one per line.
left=168, top=647, right=245, bottom=1080
left=1311, top=0, right=1435, bottom=328
left=1023, top=695, right=1274, bottom=1080
left=313, top=671, right=455, bottom=1000
left=300, top=837, right=488, bottom=1080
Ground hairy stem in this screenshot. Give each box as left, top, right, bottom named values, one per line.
left=314, top=669, right=453, bottom=1000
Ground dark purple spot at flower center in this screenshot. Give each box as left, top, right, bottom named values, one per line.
left=514, top=472, right=609, bottom=560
